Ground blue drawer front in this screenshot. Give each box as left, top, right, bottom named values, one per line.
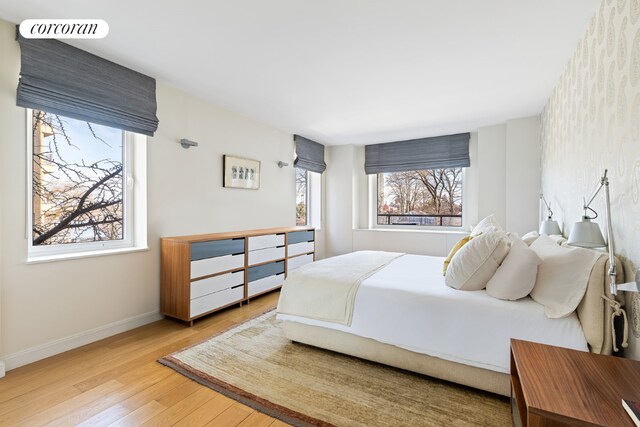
left=288, top=230, right=314, bottom=245
left=248, top=261, right=285, bottom=282
left=191, top=238, right=245, bottom=261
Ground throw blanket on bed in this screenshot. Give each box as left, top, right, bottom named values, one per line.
left=277, top=251, right=404, bottom=325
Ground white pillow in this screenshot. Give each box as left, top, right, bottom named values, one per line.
left=471, top=214, right=503, bottom=237
left=521, top=231, right=539, bottom=246
left=548, top=234, right=568, bottom=246
left=445, top=231, right=510, bottom=291
left=486, top=238, right=542, bottom=300
left=529, top=235, right=602, bottom=318
left=505, top=231, right=519, bottom=241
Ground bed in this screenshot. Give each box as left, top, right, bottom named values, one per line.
left=276, top=249, right=625, bottom=396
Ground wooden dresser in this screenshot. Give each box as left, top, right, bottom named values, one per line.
left=161, top=226, right=315, bottom=325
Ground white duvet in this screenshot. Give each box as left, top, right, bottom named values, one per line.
left=277, top=253, right=589, bottom=373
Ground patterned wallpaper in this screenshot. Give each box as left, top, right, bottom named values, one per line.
left=541, top=0, right=640, bottom=358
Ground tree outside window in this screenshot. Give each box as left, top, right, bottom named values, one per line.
left=31, top=110, right=125, bottom=246
left=377, top=168, right=463, bottom=226
left=295, top=167, right=308, bottom=226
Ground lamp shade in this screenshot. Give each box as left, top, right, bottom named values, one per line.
left=539, top=220, right=562, bottom=235
left=567, top=218, right=606, bottom=248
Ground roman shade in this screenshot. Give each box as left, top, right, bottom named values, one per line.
left=364, top=133, right=470, bottom=174
left=294, top=135, right=326, bottom=173
left=16, top=35, right=159, bottom=136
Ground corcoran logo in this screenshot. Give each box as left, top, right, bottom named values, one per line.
left=19, top=19, right=109, bottom=39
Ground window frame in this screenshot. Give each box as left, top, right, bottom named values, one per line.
left=26, top=109, right=143, bottom=260
left=307, top=170, right=322, bottom=229
left=370, top=167, right=468, bottom=231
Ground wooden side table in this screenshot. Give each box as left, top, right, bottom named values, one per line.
left=510, top=339, right=640, bottom=426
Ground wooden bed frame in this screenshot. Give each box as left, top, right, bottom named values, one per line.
left=281, top=254, right=624, bottom=397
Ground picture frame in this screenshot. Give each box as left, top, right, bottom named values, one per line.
left=223, top=155, right=261, bottom=189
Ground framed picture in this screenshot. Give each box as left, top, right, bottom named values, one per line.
left=223, top=155, right=261, bottom=189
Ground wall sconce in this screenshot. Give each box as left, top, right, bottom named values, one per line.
left=539, top=194, right=562, bottom=235
left=180, top=138, right=198, bottom=149
left=567, top=170, right=639, bottom=295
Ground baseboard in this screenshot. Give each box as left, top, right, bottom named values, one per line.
left=3, top=310, right=163, bottom=372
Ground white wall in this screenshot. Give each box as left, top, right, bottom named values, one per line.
left=0, top=18, right=300, bottom=370
left=325, top=145, right=358, bottom=256
left=477, top=118, right=541, bottom=236
left=506, top=118, right=542, bottom=235
left=352, top=229, right=468, bottom=256
left=540, top=0, right=640, bottom=359
left=477, top=124, right=507, bottom=228
left=465, top=132, right=480, bottom=228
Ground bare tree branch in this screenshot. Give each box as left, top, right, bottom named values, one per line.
left=378, top=168, right=463, bottom=225
left=86, top=122, right=111, bottom=147
left=66, top=217, right=122, bottom=228
left=32, top=111, right=124, bottom=245
left=33, top=198, right=121, bottom=245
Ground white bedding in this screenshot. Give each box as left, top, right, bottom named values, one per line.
left=277, top=251, right=403, bottom=325
left=277, top=253, right=589, bottom=373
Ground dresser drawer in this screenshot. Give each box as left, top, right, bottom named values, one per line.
left=248, top=260, right=285, bottom=282
left=288, top=253, right=314, bottom=271
left=248, top=273, right=284, bottom=297
left=190, top=238, right=245, bottom=261
left=248, top=234, right=285, bottom=251
left=190, top=253, right=244, bottom=279
left=248, top=246, right=285, bottom=266
left=288, top=241, right=315, bottom=257
left=191, top=270, right=244, bottom=299
left=288, top=230, right=314, bottom=245
left=190, top=285, right=244, bottom=317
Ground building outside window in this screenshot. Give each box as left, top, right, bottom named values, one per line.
left=29, top=109, right=138, bottom=258
left=376, top=168, right=463, bottom=227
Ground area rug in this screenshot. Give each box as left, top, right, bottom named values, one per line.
left=159, top=310, right=510, bottom=426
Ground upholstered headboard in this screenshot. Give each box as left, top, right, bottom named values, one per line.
left=576, top=254, right=625, bottom=355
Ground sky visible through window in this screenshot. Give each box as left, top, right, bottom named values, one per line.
left=50, top=117, right=122, bottom=167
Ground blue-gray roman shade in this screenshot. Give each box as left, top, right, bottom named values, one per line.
left=364, top=133, right=470, bottom=174
left=16, top=34, right=159, bottom=136
left=294, top=135, right=326, bottom=173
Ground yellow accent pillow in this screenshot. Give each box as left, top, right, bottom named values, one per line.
left=443, top=235, right=473, bottom=275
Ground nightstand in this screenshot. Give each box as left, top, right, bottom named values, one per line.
left=510, top=339, right=640, bottom=426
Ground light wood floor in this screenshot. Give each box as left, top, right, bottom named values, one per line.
left=0, top=291, right=289, bottom=426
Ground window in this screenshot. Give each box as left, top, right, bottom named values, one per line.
left=28, top=109, right=145, bottom=259
left=296, top=167, right=309, bottom=226
left=376, top=168, right=463, bottom=227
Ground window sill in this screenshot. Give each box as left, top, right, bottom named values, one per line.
left=26, top=246, right=150, bottom=264
left=355, top=228, right=468, bottom=235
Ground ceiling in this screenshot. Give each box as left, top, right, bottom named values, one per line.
left=0, top=0, right=599, bottom=145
